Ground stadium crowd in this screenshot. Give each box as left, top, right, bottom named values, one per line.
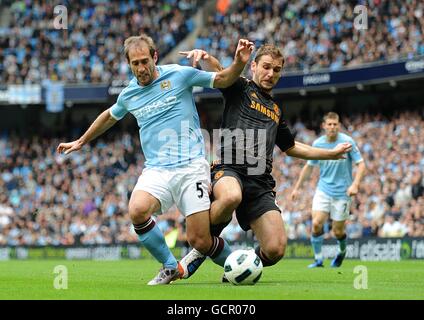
left=0, top=0, right=202, bottom=84
left=274, top=110, right=424, bottom=240
left=0, top=110, right=423, bottom=246
left=188, top=0, right=424, bottom=71
left=1, top=0, right=424, bottom=85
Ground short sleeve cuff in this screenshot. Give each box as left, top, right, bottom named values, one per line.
left=209, top=72, right=217, bottom=88
left=109, top=107, right=125, bottom=121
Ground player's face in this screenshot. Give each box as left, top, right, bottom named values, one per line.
left=251, top=55, right=283, bottom=92
left=128, top=44, right=158, bottom=86
left=323, top=118, right=340, bottom=139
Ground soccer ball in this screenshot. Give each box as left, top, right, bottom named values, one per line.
left=224, top=249, right=263, bottom=285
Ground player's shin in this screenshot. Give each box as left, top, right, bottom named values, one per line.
left=179, top=236, right=231, bottom=279
left=311, top=233, right=324, bottom=261
left=207, top=236, right=232, bottom=266
left=134, top=218, right=178, bottom=269
left=336, top=233, right=347, bottom=253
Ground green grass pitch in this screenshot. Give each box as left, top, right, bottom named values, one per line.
left=1, top=259, right=423, bottom=300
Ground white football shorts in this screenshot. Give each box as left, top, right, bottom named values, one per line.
left=133, top=158, right=210, bottom=217
left=312, top=189, right=351, bottom=221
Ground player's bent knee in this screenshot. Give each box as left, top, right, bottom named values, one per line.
left=128, top=203, right=152, bottom=224
left=312, top=222, right=324, bottom=234
left=333, top=228, right=345, bottom=239
left=263, top=242, right=286, bottom=263
left=220, top=191, right=242, bottom=210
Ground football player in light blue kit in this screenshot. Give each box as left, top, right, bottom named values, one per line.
left=57, top=34, right=254, bottom=284
left=291, top=112, right=366, bottom=268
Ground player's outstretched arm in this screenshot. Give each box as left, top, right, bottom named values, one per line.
left=347, top=160, right=366, bottom=196
left=179, top=49, right=223, bottom=72
left=286, top=141, right=352, bottom=160
left=212, top=39, right=254, bottom=88
left=57, top=108, right=117, bottom=155
left=290, top=164, right=314, bottom=201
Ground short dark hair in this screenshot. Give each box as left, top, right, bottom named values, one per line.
left=323, top=112, right=340, bottom=123
left=124, top=34, right=156, bottom=62
left=254, top=44, right=285, bottom=65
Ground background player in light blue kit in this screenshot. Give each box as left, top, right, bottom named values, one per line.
left=57, top=34, right=254, bottom=284
left=291, top=112, right=366, bottom=268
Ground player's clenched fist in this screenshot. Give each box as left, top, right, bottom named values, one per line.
left=234, top=39, right=254, bottom=64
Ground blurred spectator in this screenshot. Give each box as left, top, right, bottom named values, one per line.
left=275, top=110, right=424, bottom=240
left=1, top=0, right=203, bottom=84
left=379, top=214, right=408, bottom=238
left=411, top=172, right=424, bottom=200
left=0, top=110, right=423, bottom=245
left=346, top=216, right=363, bottom=239
left=183, top=0, right=424, bottom=73
left=3, top=1, right=423, bottom=85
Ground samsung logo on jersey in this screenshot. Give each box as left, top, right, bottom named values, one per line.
left=132, top=96, right=178, bottom=119
left=405, top=60, right=424, bottom=73
left=303, top=74, right=331, bottom=86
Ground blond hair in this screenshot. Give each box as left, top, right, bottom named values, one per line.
left=323, top=112, right=340, bottom=123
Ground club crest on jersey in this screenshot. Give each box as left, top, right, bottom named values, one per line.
left=214, top=170, right=224, bottom=180
left=160, top=80, right=171, bottom=90
left=273, top=103, right=281, bottom=117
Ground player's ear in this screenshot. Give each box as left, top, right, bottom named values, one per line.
left=250, top=60, right=256, bottom=74
left=153, top=51, right=158, bottom=64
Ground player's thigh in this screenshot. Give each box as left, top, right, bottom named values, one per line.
left=213, top=176, right=243, bottom=214
left=213, top=175, right=242, bottom=201
left=210, top=168, right=243, bottom=223
left=131, top=168, right=173, bottom=217
left=312, top=190, right=331, bottom=226
left=311, top=211, right=329, bottom=227
left=185, top=209, right=212, bottom=253
left=332, top=220, right=347, bottom=236
left=250, top=210, right=286, bottom=252
left=175, top=159, right=211, bottom=216
left=128, top=190, right=161, bottom=223
left=330, top=197, right=351, bottom=235
left=330, top=197, right=351, bottom=222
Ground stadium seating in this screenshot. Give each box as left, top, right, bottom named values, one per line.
left=0, top=0, right=203, bottom=84
left=2, top=0, right=424, bottom=85
left=0, top=111, right=423, bottom=246
left=186, top=0, right=424, bottom=70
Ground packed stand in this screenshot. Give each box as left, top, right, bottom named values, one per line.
left=0, top=111, right=424, bottom=246
left=186, top=0, right=424, bottom=71
left=0, top=0, right=201, bottom=84
left=274, top=111, right=424, bottom=240
left=0, top=132, right=138, bottom=245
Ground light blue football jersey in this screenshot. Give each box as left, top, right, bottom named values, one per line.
left=307, top=132, right=363, bottom=199
left=110, top=64, right=216, bottom=168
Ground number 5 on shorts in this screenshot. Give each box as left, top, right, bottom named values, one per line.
left=196, top=182, right=204, bottom=198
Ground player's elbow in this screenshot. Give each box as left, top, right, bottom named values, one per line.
left=213, top=72, right=233, bottom=89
